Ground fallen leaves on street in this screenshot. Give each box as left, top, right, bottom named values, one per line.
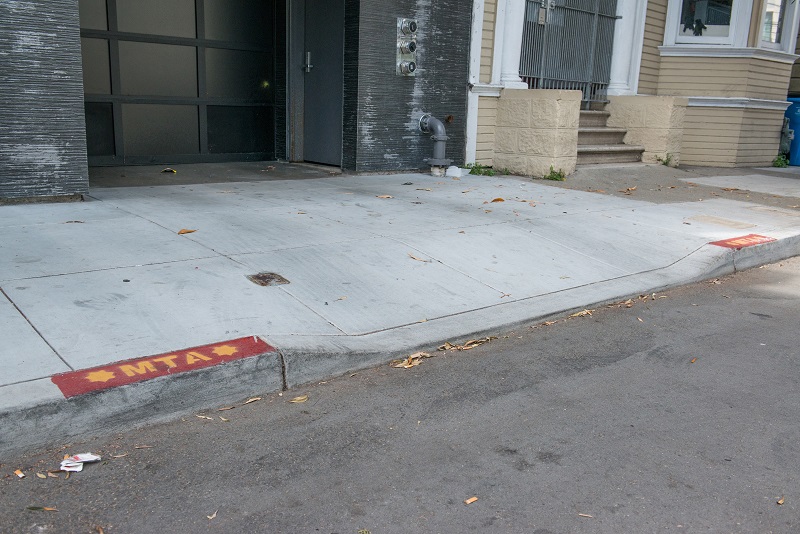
left=392, top=351, right=432, bottom=369
left=243, top=397, right=262, bottom=405
left=569, top=309, right=594, bottom=318
left=289, top=394, right=309, bottom=403
left=26, top=507, right=58, bottom=512
left=376, top=195, right=394, bottom=199
left=578, top=513, right=593, bottom=518
left=438, top=337, right=497, bottom=351
left=464, top=496, right=478, bottom=505
left=207, top=510, right=218, bottom=520
left=177, top=228, right=197, bottom=235
left=620, top=187, right=637, bottom=195
left=778, top=496, right=785, bottom=505
left=408, top=253, right=431, bottom=263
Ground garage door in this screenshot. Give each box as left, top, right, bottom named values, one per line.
left=79, top=0, right=278, bottom=165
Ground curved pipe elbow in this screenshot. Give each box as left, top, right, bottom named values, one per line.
left=420, top=114, right=447, bottom=138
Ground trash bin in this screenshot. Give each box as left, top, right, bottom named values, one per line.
left=784, top=98, right=800, bottom=165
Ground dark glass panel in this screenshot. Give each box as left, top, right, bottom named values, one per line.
left=206, top=48, right=273, bottom=100
left=119, top=41, right=197, bottom=97
left=122, top=104, right=199, bottom=155
left=116, top=0, right=196, bottom=38
left=204, top=0, right=273, bottom=45
left=84, top=103, right=115, bottom=157
left=207, top=106, right=274, bottom=154
left=78, top=0, right=108, bottom=30
left=81, top=38, right=111, bottom=95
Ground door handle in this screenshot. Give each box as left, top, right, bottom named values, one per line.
left=304, top=52, right=314, bottom=73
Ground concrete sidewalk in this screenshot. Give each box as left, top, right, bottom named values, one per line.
left=2, top=163, right=800, bottom=456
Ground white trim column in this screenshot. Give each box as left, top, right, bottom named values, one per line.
left=466, top=0, right=486, bottom=164
left=498, top=0, right=528, bottom=89
left=607, top=0, right=648, bottom=96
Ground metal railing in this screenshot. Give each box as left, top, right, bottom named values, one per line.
left=519, top=0, right=618, bottom=108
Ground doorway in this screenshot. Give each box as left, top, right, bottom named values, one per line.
left=289, top=0, right=345, bottom=167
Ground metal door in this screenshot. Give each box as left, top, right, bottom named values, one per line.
left=519, top=0, right=617, bottom=107
left=302, top=0, right=344, bottom=166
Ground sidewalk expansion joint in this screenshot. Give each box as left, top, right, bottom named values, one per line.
left=0, top=287, right=72, bottom=371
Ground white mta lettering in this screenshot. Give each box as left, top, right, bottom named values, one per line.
left=185, top=351, right=213, bottom=365
left=119, top=361, right=157, bottom=377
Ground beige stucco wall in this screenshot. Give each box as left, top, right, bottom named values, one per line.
left=606, top=96, right=687, bottom=164
left=494, top=89, right=580, bottom=176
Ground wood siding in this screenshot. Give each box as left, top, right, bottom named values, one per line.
left=657, top=56, right=792, bottom=100
left=480, top=0, right=497, bottom=83
left=638, top=0, right=668, bottom=95
left=681, top=106, right=783, bottom=166
left=475, top=96, right=497, bottom=165
left=790, top=30, right=800, bottom=95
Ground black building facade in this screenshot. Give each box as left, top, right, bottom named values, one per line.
left=0, top=0, right=472, bottom=201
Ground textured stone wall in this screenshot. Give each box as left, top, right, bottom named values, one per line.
left=494, top=89, right=580, bottom=177
left=607, top=96, right=687, bottom=165
left=0, top=0, right=89, bottom=200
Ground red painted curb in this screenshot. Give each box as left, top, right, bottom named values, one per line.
left=51, top=337, right=276, bottom=398
left=709, top=234, right=776, bottom=250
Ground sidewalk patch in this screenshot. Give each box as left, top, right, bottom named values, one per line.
left=51, top=337, right=275, bottom=398
left=709, top=234, right=776, bottom=250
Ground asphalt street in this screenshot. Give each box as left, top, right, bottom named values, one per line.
left=3, top=257, right=800, bottom=533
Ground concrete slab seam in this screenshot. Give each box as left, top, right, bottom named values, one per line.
left=0, top=286, right=70, bottom=370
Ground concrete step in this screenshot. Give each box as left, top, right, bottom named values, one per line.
left=577, top=144, right=645, bottom=165
left=579, top=110, right=610, bottom=128
left=578, top=127, right=627, bottom=146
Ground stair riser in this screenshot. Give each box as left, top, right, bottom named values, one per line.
left=577, top=151, right=643, bottom=165
left=579, top=113, right=609, bottom=128
left=578, top=131, right=626, bottom=145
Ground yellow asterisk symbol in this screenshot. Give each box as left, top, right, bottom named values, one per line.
left=85, top=370, right=116, bottom=383
left=212, top=345, right=238, bottom=357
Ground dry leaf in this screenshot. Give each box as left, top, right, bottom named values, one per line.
left=217, top=406, right=235, bottom=411
left=464, top=496, right=478, bottom=505
left=491, top=198, right=505, bottom=203
left=408, top=253, right=431, bottom=263
left=721, top=187, right=740, bottom=192
left=195, top=414, right=213, bottom=420
left=778, top=496, right=785, bottom=505
left=570, top=309, right=594, bottom=318
left=528, top=202, right=537, bottom=207
left=289, top=394, right=309, bottom=403
left=297, top=211, right=307, bottom=215
left=47, top=472, right=59, bottom=478
left=578, top=513, right=593, bottom=518
left=437, top=337, right=497, bottom=351
left=620, top=187, right=637, bottom=195
left=219, top=416, right=229, bottom=422
left=392, top=351, right=432, bottom=369
left=95, top=527, right=105, bottom=534
left=243, top=397, right=262, bottom=405
left=637, top=317, right=643, bottom=322
left=376, top=195, right=394, bottom=199
left=690, top=358, right=697, bottom=363
left=542, top=321, right=557, bottom=326
left=335, top=296, right=348, bottom=301
left=14, top=469, right=25, bottom=478
left=177, top=228, right=197, bottom=235
left=110, top=453, right=128, bottom=458
left=207, top=510, right=218, bottom=520
left=36, top=473, right=47, bottom=479
left=134, top=445, right=153, bottom=449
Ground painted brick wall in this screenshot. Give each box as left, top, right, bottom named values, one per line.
left=0, top=0, right=89, bottom=200
left=345, top=0, right=472, bottom=172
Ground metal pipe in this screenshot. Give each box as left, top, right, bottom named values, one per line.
left=419, top=113, right=452, bottom=167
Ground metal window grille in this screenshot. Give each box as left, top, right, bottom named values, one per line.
left=519, top=0, right=618, bottom=108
